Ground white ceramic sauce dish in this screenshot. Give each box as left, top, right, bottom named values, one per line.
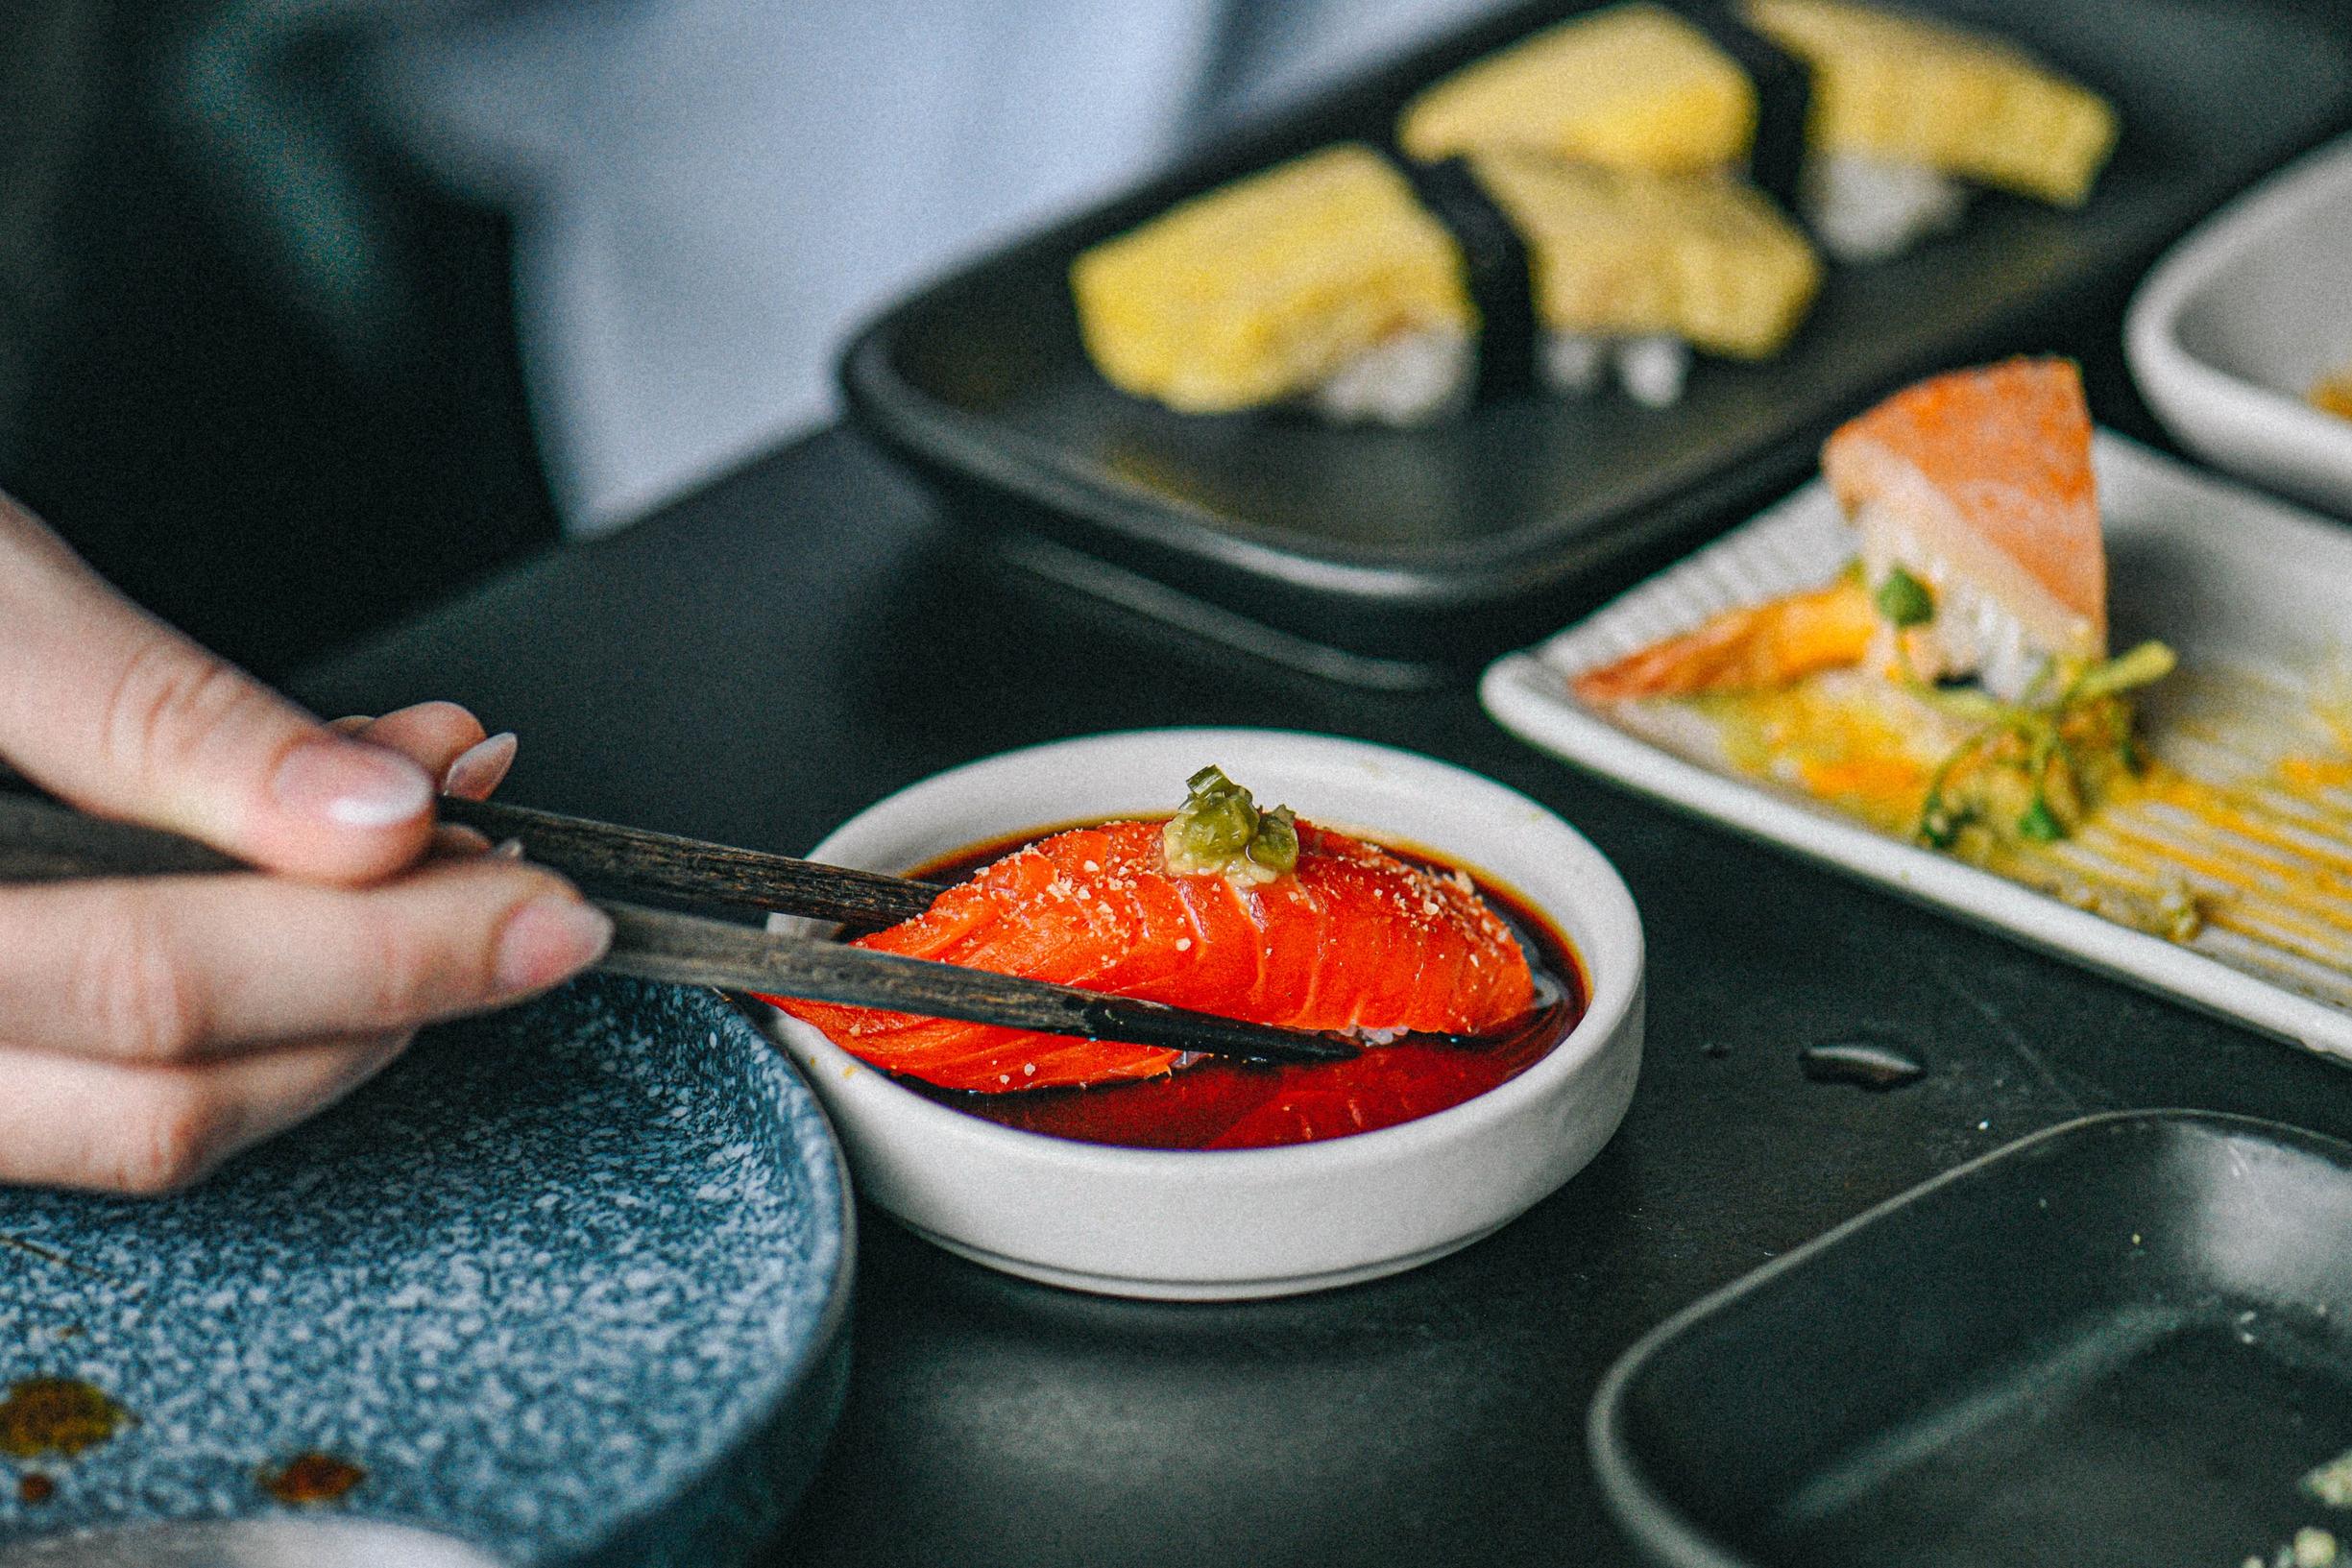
left=2126, top=131, right=2352, bottom=518
left=757, top=728, right=1643, bottom=1301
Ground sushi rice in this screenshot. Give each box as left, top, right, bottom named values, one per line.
left=1300, top=329, right=1692, bottom=424
left=1797, top=153, right=1969, bottom=266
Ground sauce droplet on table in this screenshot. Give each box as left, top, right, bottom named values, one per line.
left=1798, top=1041, right=1927, bottom=1091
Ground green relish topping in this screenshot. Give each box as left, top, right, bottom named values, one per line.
left=1162, top=765, right=1298, bottom=884
left=1874, top=567, right=1936, bottom=629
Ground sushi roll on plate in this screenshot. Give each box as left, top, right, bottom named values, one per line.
left=1821, top=352, right=2107, bottom=700
left=1574, top=356, right=2124, bottom=707
left=1069, top=141, right=1820, bottom=422
left=1484, top=150, right=1819, bottom=406
left=1573, top=356, right=2176, bottom=870
left=1742, top=0, right=2120, bottom=261
left=1488, top=364, right=2352, bottom=1045
left=1396, top=1, right=1759, bottom=177
left=1396, top=0, right=2119, bottom=265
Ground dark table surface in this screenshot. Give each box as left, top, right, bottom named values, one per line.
left=296, top=420, right=2352, bottom=1568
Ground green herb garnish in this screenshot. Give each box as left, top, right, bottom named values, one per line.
left=1875, top=567, right=1936, bottom=628
left=2017, top=797, right=2064, bottom=842
left=1906, top=640, right=2177, bottom=851
left=2066, top=640, right=2177, bottom=704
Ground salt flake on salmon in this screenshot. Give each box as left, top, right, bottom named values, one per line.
left=765, top=767, right=1536, bottom=1093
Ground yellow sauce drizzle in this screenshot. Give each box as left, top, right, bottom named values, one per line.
left=1680, top=670, right=2352, bottom=971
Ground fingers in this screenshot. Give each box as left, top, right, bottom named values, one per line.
left=0, top=839, right=600, bottom=1194
left=0, top=495, right=434, bottom=883
left=0, top=496, right=573, bottom=1195
left=0, top=1032, right=409, bottom=1194
left=329, top=704, right=514, bottom=855
left=350, top=703, right=481, bottom=763
left=0, top=859, right=613, bottom=1063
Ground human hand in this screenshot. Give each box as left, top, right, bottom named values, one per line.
left=0, top=491, right=612, bottom=1194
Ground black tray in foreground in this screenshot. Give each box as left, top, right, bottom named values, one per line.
left=1589, top=1110, right=2352, bottom=1568
left=840, top=0, right=2352, bottom=688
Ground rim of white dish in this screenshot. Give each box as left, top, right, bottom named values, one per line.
left=2125, top=130, right=2352, bottom=459
left=768, top=727, right=1643, bottom=1172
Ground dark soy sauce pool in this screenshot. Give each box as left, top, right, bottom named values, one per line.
left=892, top=828, right=1587, bottom=1150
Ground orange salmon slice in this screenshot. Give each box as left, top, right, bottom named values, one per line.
left=765, top=819, right=1536, bottom=1093
left=1823, top=355, right=2105, bottom=664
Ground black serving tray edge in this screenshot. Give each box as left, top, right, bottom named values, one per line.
left=839, top=2, right=2352, bottom=686
left=1585, top=1107, right=2352, bottom=1568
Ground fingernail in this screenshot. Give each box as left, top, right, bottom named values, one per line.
left=493, top=837, right=525, bottom=860
left=496, top=896, right=612, bottom=995
left=430, top=825, right=495, bottom=858
left=444, top=732, right=518, bottom=800
left=273, top=740, right=433, bottom=830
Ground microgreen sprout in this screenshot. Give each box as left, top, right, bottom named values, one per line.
left=2066, top=640, right=2176, bottom=704
left=2017, top=797, right=2064, bottom=842
left=1907, top=641, right=2176, bottom=849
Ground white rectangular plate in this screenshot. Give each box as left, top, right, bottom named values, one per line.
left=1482, top=432, right=2352, bottom=1062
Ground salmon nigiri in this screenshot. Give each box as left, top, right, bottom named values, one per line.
left=765, top=767, right=1536, bottom=1094
left=1575, top=356, right=2110, bottom=704
left=1571, top=356, right=2174, bottom=855
left=1827, top=355, right=2104, bottom=700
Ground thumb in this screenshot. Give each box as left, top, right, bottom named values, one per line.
left=0, top=495, right=434, bottom=883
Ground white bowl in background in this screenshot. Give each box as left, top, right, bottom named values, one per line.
left=2126, top=132, right=2352, bottom=519
left=758, top=728, right=1643, bottom=1301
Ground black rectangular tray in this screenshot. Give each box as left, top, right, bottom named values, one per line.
left=1589, top=1110, right=2352, bottom=1568
left=840, top=0, right=2352, bottom=687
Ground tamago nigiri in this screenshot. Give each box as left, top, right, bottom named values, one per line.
left=766, top=767, right=1536, bottom=1093
left=1070, top=141, right=1818, bottom=421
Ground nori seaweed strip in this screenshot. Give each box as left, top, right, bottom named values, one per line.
left=1381, top=150, right=1536, bottom=401
left=1667, top=0, right=1811, bottom=208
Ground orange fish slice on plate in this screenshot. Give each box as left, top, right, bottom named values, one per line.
left=765, top=770, right=1536, bottom=1093
left=1576, top=355, right=2106, bottom=703
left=1829, top=353, right=2105, bottom=696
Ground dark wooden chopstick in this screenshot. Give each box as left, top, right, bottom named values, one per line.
left=0, top=793, right=1360, bottom=1068
left=438, top=795, right=940, bottom=928
left=0, top=792, right=246, bottom=880
left=598, top=904, right=1357, bottom=1063
left=0, top=781, right=940, bottom=928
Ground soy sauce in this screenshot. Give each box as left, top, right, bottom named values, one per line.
left=891, top=828, right=1587, bottom=1150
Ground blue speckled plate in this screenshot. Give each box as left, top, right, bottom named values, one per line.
left=0, top=976, right=853, bottom=1567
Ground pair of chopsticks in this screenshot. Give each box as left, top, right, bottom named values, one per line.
left=0, top=791, right=1358, bottom=1068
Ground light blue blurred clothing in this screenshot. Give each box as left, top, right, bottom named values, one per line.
left=337, top=0, right=1496, bottom=534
